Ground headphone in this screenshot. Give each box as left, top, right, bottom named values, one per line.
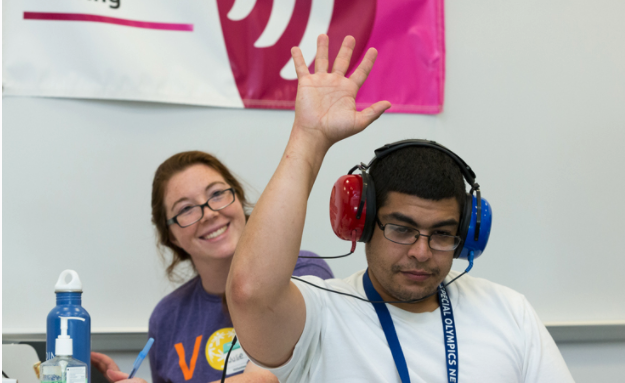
left=329, top=139, right=492, bottom=260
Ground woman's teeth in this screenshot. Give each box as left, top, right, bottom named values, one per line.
left=203, top=225, right=227, bottom=239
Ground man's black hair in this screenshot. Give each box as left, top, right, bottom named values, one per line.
left=369, top=146, right=466, bottom=214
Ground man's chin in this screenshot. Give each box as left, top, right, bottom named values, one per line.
left=389, top=285, right=439, bottom=303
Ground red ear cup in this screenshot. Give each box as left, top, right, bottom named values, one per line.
left=330, top=174, right=367, bottom=241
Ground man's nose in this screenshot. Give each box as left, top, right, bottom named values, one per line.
left=407, top=234, right=433, bottom=263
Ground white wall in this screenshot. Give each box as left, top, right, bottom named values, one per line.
left=3, top=0, right=625, bottom=380
left=558, top=341, right=625, bottom=382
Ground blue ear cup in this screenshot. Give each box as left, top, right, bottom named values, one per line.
left=457, top=195, right=492, bottom=260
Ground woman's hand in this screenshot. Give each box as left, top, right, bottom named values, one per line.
left=291, top=34, right=391, bottom=150
left=109, top=377, right=147, bottom=383
left=91, top=352, right=123, bottom=383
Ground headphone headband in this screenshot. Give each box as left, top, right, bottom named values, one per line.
left=368, top=139, right=478, bottom=188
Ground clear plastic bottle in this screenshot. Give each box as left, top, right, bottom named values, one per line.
left=41, top=355, right=88, bottom=383
left=41, top=317, right=88, bottom=383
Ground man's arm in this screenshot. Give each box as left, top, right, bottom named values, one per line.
left=208, top=363, right=278, bottom=383
left=226, top=34, right=390, bottom=367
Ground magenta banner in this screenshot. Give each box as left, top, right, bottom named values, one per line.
left=217, top=0, right=445, bottom=114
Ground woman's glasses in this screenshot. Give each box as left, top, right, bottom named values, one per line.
left=166, top=188, right=235, bottom=228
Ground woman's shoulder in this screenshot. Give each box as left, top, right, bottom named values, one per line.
left=148, top=275, right=229, bottom=343
left=150, top=276, right=202, bottom=320
left=294, top=250, right=335, bottom=279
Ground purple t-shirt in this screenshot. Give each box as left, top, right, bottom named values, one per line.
left=148, top=251, right=333, bottom=383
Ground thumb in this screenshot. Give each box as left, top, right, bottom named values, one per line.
left=354, top=101, right=391, bottom=130
left=107, top=369, right=129, bottom=382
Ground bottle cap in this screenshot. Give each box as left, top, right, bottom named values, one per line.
left=54, top=270, right=83, bottom=292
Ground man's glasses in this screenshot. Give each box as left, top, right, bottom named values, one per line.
left=166, top=188, right=236, bottom=228
left=376, top=217, right=461, bottom=251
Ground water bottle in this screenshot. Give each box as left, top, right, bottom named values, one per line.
left=46, top=270, right=91, bottom=382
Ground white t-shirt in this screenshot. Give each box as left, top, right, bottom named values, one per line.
left=254, top=270, right=574, bottom=383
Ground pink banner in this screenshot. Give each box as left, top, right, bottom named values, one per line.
left=217, top=0, right=445, bottom=114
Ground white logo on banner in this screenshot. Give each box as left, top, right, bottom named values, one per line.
left=227, top=0, right=334, bottom=80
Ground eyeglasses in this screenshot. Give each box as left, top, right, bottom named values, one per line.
left=375, top=217, right=461, bottom=251
left=166, top=188, right=236, bottom=228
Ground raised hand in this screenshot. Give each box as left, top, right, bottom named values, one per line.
left=292, top=34, right=391, bottom=149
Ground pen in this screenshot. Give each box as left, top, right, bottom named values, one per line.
left=128, top=338, right=154, bottom=379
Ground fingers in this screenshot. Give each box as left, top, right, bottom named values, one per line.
left=314, top=34, right=329, bottom=73
left=91, top=352, right=120, bottom=374
left=91, top=359, right=108, bottom=376
left=354, top=100, right=392, bottom=130
left=91, top=351, right=106, bottom=367
left=349, top=47, right=378, bottom=89
left=291, top=47, right=310, bottom=79
left=332, top=36, right=356, bottom=75
left=107, top=369, right=129, bottom=383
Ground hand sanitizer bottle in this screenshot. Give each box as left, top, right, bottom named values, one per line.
left=41, top=317, right=89, bottom=383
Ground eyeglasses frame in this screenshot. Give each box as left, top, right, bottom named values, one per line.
left=375, top=217, right=461, bottom=251
left=166, top=188, right=236, bottom=228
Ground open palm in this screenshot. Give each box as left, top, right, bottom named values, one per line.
left=292, top=35, right=391, bottom=147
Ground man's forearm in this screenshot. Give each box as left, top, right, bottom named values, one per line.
left=229, top=129, right=329, bottom=305
left=225, top=128, right=329, bottom=367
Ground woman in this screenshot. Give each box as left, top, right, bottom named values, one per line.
left=92, top=151, right=333, bottom=383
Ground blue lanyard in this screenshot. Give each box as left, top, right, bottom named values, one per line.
left=363, top=269, right=459, bottom=383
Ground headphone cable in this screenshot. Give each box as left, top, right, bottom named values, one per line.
left=298, top=250, right=354, bottom=259
left=220, top=335, right=238, bottom=383
left=299, top=235, right=358, bottom=259
left=292, top=251, right=475, bottom=304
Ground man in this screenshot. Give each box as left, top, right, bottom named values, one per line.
left=226, top=35, right=574, bottom=382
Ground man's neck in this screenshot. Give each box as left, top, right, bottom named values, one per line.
left=367, top=269, right=440, bottom=314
